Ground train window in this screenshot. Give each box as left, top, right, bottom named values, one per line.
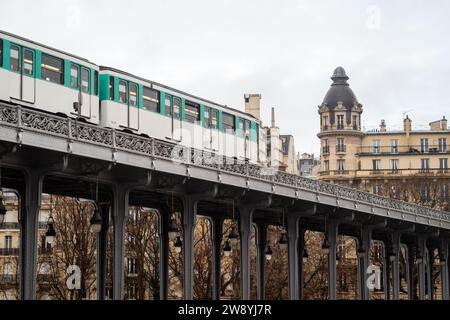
left=142, top=86, right=159, bottom=112
left=23, top=49, right=34, bottom=76
left=129, top=83, right=138, bottom=107
left=0, top=39, right=3, bottom=68
left=94, top=71, right=99, bottom=96
left=81, top=67, right=90, bottom=93
left=238, top=118, right=251, bottom=138
left=70, top=64, right=79, bottom=89
left=118, top=80, right=128, bottom=103
left=184, top=100, right=200, bottom=124
left=222, top=112, right=235, bottom=132
left=165, top=95, right=172, bottom=116
left=204, top=107, right=218, bottom=129
left=41, top=53, right=64, bottom=84
left=109, top=76, right=114, bottom=100
left=10, top=45, right=20, bottom=72
left=173, top=97, right=181, bottom=119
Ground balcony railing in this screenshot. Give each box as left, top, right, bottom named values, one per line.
left=0, top=222, right=20, bottom=230
left=357, top=168, right=449, bottom=176
left=0, top=275, right=17, bottom=284
left=322, top=146, right=330, bottom=154
left=357, top=145, right=449, bottom=155
left=336, top=145, right=346, bottom=153
left=0, top=248, right=19, bottom=256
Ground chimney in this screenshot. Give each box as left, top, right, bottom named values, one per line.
left=380, top=119, right=386, bottom=132
left=442, top=116, right=448, bottom=130
left=271, top=107, right=276, bottom=128
left=403, top=115, right=412, bottom=133
left=244, top=94, right=261, bottom=120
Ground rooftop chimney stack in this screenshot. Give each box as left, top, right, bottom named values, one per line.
left=442, top=116, right=448, bottom=130
left=244, top=94, right=261, bottom=120
left=380, top=119, right=386, bottom=132
left=404, top=115, right=412, bottom=133
left=271, top=107, right=276, bottom=128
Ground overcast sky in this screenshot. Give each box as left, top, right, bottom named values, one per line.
left=1, top=0, right=449, bottom=156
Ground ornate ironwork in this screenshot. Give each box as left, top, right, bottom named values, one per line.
left=1, top=102, right=449, bottom=224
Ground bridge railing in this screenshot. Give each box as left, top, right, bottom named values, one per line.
left=1, top=103, right=449, bottom=224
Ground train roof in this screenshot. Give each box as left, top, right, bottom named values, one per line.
left=100, top=66, right=259, bottom=121
left=0, top=30, right=96, bottom=65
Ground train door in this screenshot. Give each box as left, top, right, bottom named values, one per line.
left=80, top=67, right=91, bottom=118
left=244, top=119, right=251, bottom=160
left=204, top=107, right=219, bottom=150
left=128, top=82, right=139, bottom=130
left=9, top=45, right=35, bottom=103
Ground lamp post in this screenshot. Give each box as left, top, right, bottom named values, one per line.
left=168, top=192, right=179, bottom=240
left=0, top=164, right=6, bottom=223
left=174, top=236, right=183, bottom=254
left=45, top=215, right=56, bottom=245
left=265, top=245, right=273, bottom=261
left=223, top=240, right=232, bottom=257
left=90, top=178, right=102, bottom=233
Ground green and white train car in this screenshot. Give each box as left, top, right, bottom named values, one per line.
left=0, top=30, right=99, bottom=123
left=99, top=67, right=260, bottom=163
left=0, top=30, right=262, bottom=164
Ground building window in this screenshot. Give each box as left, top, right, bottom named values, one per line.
left=420, top=138, right=429, bottom=153
left=390, top=140, right=398, bottom=154
left=337, top=115, right=344, bottom=129
left=442, top=184, right=449, bottom=203
left=337, top=160, right=345, bottom=173
left=324, top=160, right=329, bottom=172
left=421, top=158, right=430, bottom=171
left=373, top=185, right=380, bottom=195
left=127, top=258, right=138, bottom=275
left=352, top=115, right=358, bottom=130
left=4, top=236, right=12, bottom=250
left=142, top=87, right=159, bottom=112
left=322, top=139, right=329, bottom=154
left=184, top=100, right=200, bottom=124
left=372, top=159, right=381, bottom=171
left=372, top=140, right=380, bottom=154
left=126, top=283, right=137, bottom=300
left=390, top=159, right=399, bottom=172
left=41, top=53, right=64, bottom=84
left=222, top=113, right=235, bottom=132
left=336, top=138, right=345, bottom=152
left=439, top=138, right=447, bottom=153
left=440, top=158, right=448, bottom=172
left=323, top=116, right=329, bottom=129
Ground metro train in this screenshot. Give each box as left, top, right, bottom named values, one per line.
left=0, top=30, right=261, bottom=163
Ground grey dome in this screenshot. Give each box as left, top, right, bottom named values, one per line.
left=322, top=66, right=358, bottom=109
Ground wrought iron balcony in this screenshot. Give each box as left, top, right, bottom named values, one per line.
left=322, top=146, right=330, bottom=154
left=357, top=145, right=449, bottom=155
left=336, top=145, right=346, bottom=153
left=0, top=248, right=19, bottom=256
left=0, top=222, right=20, bottom=230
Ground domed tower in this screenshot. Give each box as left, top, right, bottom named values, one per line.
left=317, top=67, right=363, bottom=182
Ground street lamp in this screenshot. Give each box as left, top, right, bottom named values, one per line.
left=416, top=252, right=423, bottom=264
left=168, top=192, right=179, bottom=240
left=45, top=216, right=56, bottom=245
left=302, top=249, right=309, bottom=264
left=265, top=245, right=273, bottom=261
left=89, top=178, right=103, bottom=233
left=174, top=236, right=183, bottom=253
left=278, top=232, right=288, bottom=250
left=90, top=205, right=103, bottom=233
left=357, top=246, right=366, bottom=259
left=228, top=200, right=239, bottom=246
left=322, top=236, right=330, bottom=255
left=336, top=252, right=340, bottom=266
left=223, top=240, right=232, bottom=257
